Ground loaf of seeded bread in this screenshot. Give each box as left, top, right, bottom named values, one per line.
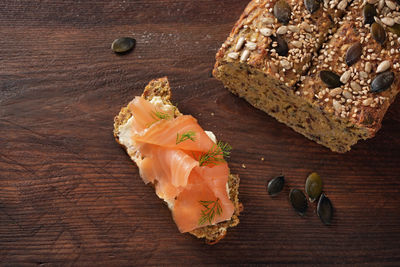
left=298, top=0, right=400, bottom=152
left=213, top=0, right=400, bottom=152
left=113, top=77, right=242, bottom=244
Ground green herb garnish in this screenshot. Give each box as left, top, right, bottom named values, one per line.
left=198, top=141, right=232, bottom=167
left=198, top=198, right=222, bottom=226
left=176, top=131, right=196, bottom=145
left=152, top=110, right=172, bottom=121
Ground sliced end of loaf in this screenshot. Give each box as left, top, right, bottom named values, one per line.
left=113, top=77, right=241, bottom=244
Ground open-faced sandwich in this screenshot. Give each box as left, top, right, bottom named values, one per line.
left=113, top=77, right=241, bottom=244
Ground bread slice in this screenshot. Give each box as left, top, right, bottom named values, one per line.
left=113, top=77, right=242, bottom=244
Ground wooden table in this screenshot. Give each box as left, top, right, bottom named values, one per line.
left=1, top=0, right=400, bottom=265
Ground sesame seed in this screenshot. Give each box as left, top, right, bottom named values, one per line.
left=365, top=62, right=372, bottom=73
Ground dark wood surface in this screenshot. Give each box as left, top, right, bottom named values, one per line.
left=1, top=0, right=400, bottom=265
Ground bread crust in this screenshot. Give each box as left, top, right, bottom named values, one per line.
left=113, top=77, right=241, bottom=244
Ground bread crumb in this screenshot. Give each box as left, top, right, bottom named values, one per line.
left=211, top=112, right=215, bottom=116
left=241, top=164, right=246, bottom=169
left=261, top=157, right=265, bottom=161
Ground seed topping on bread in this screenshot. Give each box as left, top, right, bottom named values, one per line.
left=299, top=0, right=399, bottom=119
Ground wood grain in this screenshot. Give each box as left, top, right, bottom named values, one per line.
left=1, top=0, right=400, bottom=265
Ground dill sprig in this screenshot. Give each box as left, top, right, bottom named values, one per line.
left=198, top=141, right=232, bottom=167
left=198, top=198, right=222, bottom=226
left=176, top=131, right=196, bottom=145
left=151, top=110, right=172, bottom=121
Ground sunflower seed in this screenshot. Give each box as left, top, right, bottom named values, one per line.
left=305, top=0, right=320, bottom=14
left=300, top=21, right=312, bottom=32
left=351, top=81, right=362, bottom=91
left=240, top=50, right=250, bottom=62
left=340, top=70, right=352, bottom=84
left=381, top=17, right=395, bottom=26
left=346, top=42, right=362, bottom=66
left=262, top=17, right=275, bottom=24
left=235, top=37, right=246, bottom=51
left=288, top=25, right=300, bottom=33
left=363, top=4, right=377, bottom=25
left=267, top=175, right=285, bottom=196
left=363, top=98, right=374, bottom=106
left=280, top=59, right=292, bottom=69
left=386, top=0, right=397, bottom=10
left=379, top=0, right=385, bottom=10
left=343, top=90, right=353, bottom=99
left=360, top=71, right=369, bottom=79
left=292, top=40, right=303, bottom=48
left=228, top=52, right=239, bottom=59
left=289, top=189, right=308, bottom=215
left=260, top=28, right=273, bottom=37
left=245, top=41, right=257, bottom=50
left=320, top=70, right=343, bottom=88
left=371, top=71, right=395, bottom=92
left=371, top=22, right=387, bottom=45
left=317, top=194, right=333, bottom=225
left=274, top=0, right=292, bottom=24
left=337, top=0, right=347, bottom=10
left=333, top=99, right=342, bottom=113
left=305, top=172, right=323, bottom=202
left=111, top=37, right=136, bottom=53
left=329, top=88, right=343, bottom=97
left=377, top=60, right=391, bottom=73
left=277, top=25, right=288, bottom=35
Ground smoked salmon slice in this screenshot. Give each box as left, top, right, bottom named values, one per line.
left=138, top=144, right=198, bottom=201
left=172, top=164, right=235, bottom=233
left=133, top=115, right=216, bottom=153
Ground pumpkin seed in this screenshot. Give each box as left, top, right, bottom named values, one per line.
left=363, top=3, right=377, bottom=25
left=345, top=42, right=362, bottom=66
left=271, top=35, right=289, bottom=56
left=320, top=70, right=343, bottom=88
left=267, top=175, right=285, bottom=196
left=305, top=172, right=322, bottom=202
left=289, top=189, right=308, bottom=215
left=317, top=193, right=333, bottom=225
left=371, top=22, right=386, bottom=45
left=304, top=0, right=320, bottom=14
left=111, top=37, right=136, bottom=53
left=370, top=71, right=395, bottom=93
left=387, top=23, right=400, bottom=36
left=274, top=0, right=292, bottom=24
